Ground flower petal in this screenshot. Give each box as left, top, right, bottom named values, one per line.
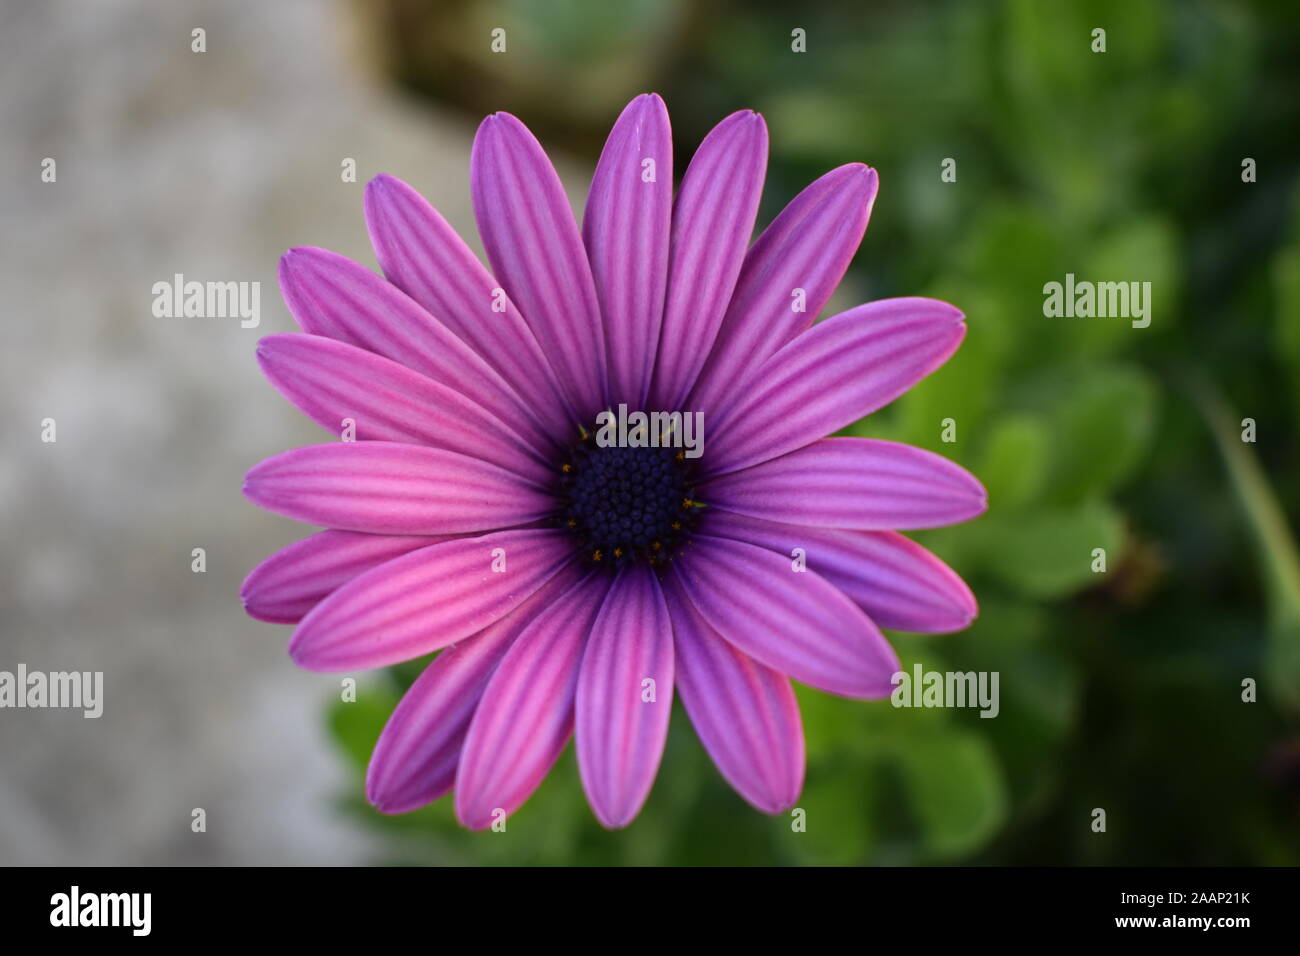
left=471, top=112, right=607, bottom=419
left=256, top=333, right=552, bottom=485
left=701, top=510, right=977, bottom=634
left=365, top=563, right=583, bottom=814
left=705, top=297, right=967, bottom=476
left=363, top=174, right=573, bottom=436
left=688, top=164, right=877, bottom=418
left=576, top=565, right=674, bottom=829
left=240, top=530, right=439, bottom=625
left=456, top=572, right=613, bottom=829
left=277, top=246, right=555, bottom=453
left=582, top=94, right=672, bottom=406
left=665, top=580, right=804, bottom=813
left=289, top=528, right=573, bottom=672
left=671, top=535, right=899, bottom=698
left=242, top=442, right=554, bottom=535
left=650, top=110, right=768, bottom=410
left=703, top=437, right=987, bottom=530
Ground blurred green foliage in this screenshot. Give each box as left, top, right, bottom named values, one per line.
left=331, top=0, right=1300, bottom=863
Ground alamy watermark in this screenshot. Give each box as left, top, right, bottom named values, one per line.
left=0, top=664, right=103, bottom=718
left=152, top=273, right=260, bottom=328
left=1043, top=273, right=1151, bottom=328
left=594, top=404, right=704, bottom=458
left=50, top=886, right=150, bottom=936
left=891, top=664, right=999, bottom=718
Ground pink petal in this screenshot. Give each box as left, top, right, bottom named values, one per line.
left=666, top=581, right=804, bottom=813
left=277, top=246, right=555, bottom=453
left=703, top=436, right=987, bottom=530
left=365, top=563, right=583, bottom=814
left=575, top=566, right=674, bottom=828
left=256, top=333, right=552, bottom=486
left=705, top=297, right=967, bottom=476
left=240, top=530, right=440, bottom=625
left=688, top=164, right=878, bottom=418
left=582, top=94, right=672, bottom=406
left=650, top=110, right=768, bottom=410
left=471, top=112, right=607, bottom=420
left=363, top=174, right=574, bottom=437
left=242, top=442, right=554, bottom=535
left=671, top=535, right=899, bottom=699
left=289, top=528, right=574, bottom=672
left=456, top=572, right=613, bottom=829
left=701, top=510, right=977, bottom=634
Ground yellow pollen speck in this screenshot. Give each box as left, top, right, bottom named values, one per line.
left=671, top=521, right=682, bottom=531
left=592, top=550, right=603, bottom=562
left=681, top=498, right=694, bottom=508
left=561, top=463, right=572, bottom=473
left=652, top=541, right=661, bottom=550
left=567, top=519, right=577, bottom=528
left=613, top=548, right=623, bottom=558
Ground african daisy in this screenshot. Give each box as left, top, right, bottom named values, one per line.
left=241, top=93, right=986, bottom=829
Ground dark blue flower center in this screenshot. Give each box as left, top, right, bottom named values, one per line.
left=558, top=430, right=699, bottom=569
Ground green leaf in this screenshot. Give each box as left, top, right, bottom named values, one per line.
left=1275, top=243, right=1300, bottom=375
left=896, top=729, right=1007, bottom=858
left=1039, top=365, right=1157, bottom=505
left=1273, top=193, right=1300, bottom=422
left=979, top=499, right=1124, bottom=599
left=975, top=413, right=1051, bottom=511
left=1076, top=218, right=1177, bottom=353
left=946, top=599, right=1078, bottom=814
left=1191, top=376, right=1300, bottom=716
left=786, top=770, right=876, bottom=865
left=328, top=683, right=399, bottom=771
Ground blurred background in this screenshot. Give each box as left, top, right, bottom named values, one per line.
left=2, top=0, right=1299, bottom=865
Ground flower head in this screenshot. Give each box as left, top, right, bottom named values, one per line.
left=242, top=94, right=986, bottom=829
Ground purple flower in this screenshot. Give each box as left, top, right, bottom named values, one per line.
left=241, top=94, right=986, bottom=830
